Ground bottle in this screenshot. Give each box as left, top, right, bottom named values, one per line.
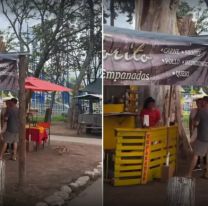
left=111, top=95, right=115, bottom=104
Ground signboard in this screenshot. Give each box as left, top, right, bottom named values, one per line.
left=0, top=57, right=18, bottom=90
left=104, top=26, right=208, bottom=86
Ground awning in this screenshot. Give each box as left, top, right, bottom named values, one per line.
left=25, top=77, right=72, bottom=92
left=74, top=94, right=102, bottom=100
left=0, top=52, right=28, bottom=91
left=104, top=26, right=208, bottom=86
left=81, top=78, right=102, bottom=94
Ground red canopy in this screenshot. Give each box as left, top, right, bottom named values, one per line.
left=25, top=77, right=72, bottom=92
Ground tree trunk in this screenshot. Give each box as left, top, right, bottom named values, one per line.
left=135, top=0, right=180, bottom=116
left=46, top=91, right=56, bottom=123
left=18, top=55, right=27, bottom=187
left=135, top=0, right=179, bottom=34
left=135, top=0, right=192, bottom=154
left=50, top=92, right=56, bottom=111
left=110, top=0, right=115, bottom=26
left=69, top=0, right=95, bottom=128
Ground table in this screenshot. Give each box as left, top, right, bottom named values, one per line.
left=26, top=126, right=48, bottom=151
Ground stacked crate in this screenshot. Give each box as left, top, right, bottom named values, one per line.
left=113, top=126, right=178, bottom=186
left=114, top=129, right=147, bottom=186
left=148, top=126, right=177, bottom=181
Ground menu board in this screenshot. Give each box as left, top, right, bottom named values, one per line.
left=0, top=58, right=18, bottom=90
left=104, top=26, right=208, bottom=86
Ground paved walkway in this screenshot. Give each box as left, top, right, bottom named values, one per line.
left=67, top=178, right=102, bottom=206
left=51, top=135, right=102, bottom=146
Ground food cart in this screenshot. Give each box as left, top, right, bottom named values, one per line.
left=75, top=94, right=102, bottom=134
left=104, top=85, right=178, bottom=186
left=103, top=26, right=208, bottom=186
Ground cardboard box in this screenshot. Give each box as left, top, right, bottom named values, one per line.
left=161, top=165, right=175, bottom=182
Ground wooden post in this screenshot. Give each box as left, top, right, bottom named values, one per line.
left=168, top=86, right=173, bottom=125
left=18, top=55, right=27, bottom=187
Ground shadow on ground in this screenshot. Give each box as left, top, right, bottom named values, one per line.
left=104, top=155, right=208, bottom=206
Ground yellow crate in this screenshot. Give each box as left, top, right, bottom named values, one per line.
left=114, top=178, right=141, bottom=186
left=117, top=137, right=145, bottom=144
left=115, top=164, right=143, bottom=171
left=116, top=144, right=144, bottom=151
left=115, top=171, right=142, bottom=178
left=112, top=126, right=178, bottom=186
left=115, top=158, right=143, bottom=164
left=116, top=151, right=144, bottom=157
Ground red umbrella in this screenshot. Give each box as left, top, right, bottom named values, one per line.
left=25, top=77, right=72, bottom=92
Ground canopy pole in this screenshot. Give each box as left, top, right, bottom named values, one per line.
left=18, top=55, right=27, bottom=187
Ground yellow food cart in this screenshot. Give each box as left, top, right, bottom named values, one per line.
left=104, top=102, right=178, bottom=186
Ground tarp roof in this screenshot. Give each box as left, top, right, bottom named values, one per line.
left=0, top=52, right=29, bottom=90
left=74, top=94, right=102, bottom=100
left=25, top=77, right=72, bottom=92
left=104, top=26, right=208, bottom=86
left=104, top=26, right=208, bottom=45
left=82, top=78, right=102, bottom=94
left=0, top=52, right=29, bottom=61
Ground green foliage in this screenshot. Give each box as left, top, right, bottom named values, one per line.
left=181, top=86, right=208, bottom=95
left=177, top=0, right=208, bottom=34
left=177, top=1, right=193, bottom=17
left=1, top=0, right=101, bottom=84
left=103, top=0, right=135, bottom=25
left=36, top=115, right=66, bottom=122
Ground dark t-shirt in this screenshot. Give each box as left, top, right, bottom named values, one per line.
left=196, top=108, right=208, bottom=142
left=5, top=107, right=19, bottom=133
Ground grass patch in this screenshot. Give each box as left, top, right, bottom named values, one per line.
left=35, top=115, right=66, bottom=123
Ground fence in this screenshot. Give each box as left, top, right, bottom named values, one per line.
left=113, top=126, right=178, bottom=186
left=31, top=102, right=69, bottom=116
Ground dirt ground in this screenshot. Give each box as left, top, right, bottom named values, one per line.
left=2, top=124, right=101, bottom=206
left=50, top=121, right=101, bottom=138
left=104, top=156, right=208, bottom=206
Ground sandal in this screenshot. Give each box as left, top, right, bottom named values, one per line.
left=11, top=155, right=17, bottom=161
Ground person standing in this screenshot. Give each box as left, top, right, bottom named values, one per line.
left=140, top=97, right=161, bottom=127
left=0, top=98, right=19, bottom=161
left=189, top=98, right=204, bottom=170
left=187, top=96, right=208, bottom=177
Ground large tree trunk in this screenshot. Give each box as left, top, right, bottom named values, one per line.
left=110, top=0, right=115, bottom=26
left=135, top=0, right=180, bottom=120
left=69, top=0, right=95, bottom=129
left=135, top=0, right=179, bottom=34
left=135, top=0, right=192, bottom=154
left=18, top=55, right=27, bottom=187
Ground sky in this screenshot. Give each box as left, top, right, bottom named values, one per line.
left=0, top=11, right=39, bottom=31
